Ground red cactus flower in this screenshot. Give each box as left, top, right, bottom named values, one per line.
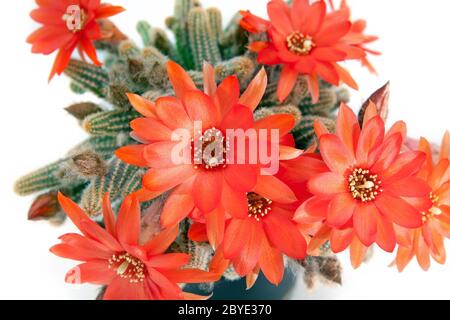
left=27, top=0, right=125, bottom=80
left=188, top=147, right=329, bottom=286
left=189, top=180, right=307, bottom=286
left=116, top=61, right=300, bottom=248
left=394, top=132, right=450, bottom=271
left=295, top=103, right=432, bottom=267
left=241, top=0, right=378, bottom=102
left=51, top=193, right=218, bottom=300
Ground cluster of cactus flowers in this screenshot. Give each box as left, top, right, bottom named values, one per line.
left=17, top=0, right=450, bottom=300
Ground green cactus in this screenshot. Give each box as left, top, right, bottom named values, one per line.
left=80, top=157, right=141, bottom=216
left=214, top=56, right=255, bottom=86
left=64, top=59, right=109, bottom=98
left=299, top=88, right=338, bottom=116
left=220, top=12, right=248, bottom=59
left=294, top=115, right=336, bottom=149
left=82, top=110, right=138, bottom=136
left=207, top=8, right=223, bottom=48
left=137, top=21, right=178, bottom=60
left=14, top=160, right=68, bottom=196
left=188, top=7, right=222, bottom=70
left=68, top=136, right=126, bottom=158
left=169, top=0, right=200, bottom=69
left=69, top=81, right=87, bottom=95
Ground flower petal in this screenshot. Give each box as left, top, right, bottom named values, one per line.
left=126, top=93, right=157, bottom=118
left=161, top=186, right=194, bottom=228
left=356, top=116, right=385, bottom=165
left=130, top=118, right=173, bottom=142
left=223, top=164, right=258, bottom=192
left=267, top=1, right=293, bottom=34
left=146, top=253, right=190, bottom=270
left=115, top=145, right=148, bottom=167
left=259, top=236, right=284, bottom=285
left=383, top=177, right=430, bottom=198
left=193, top=170, right=223, bottom=213
left=184, top=90, right=219, bottom=129
left=370, top=133, right=402, bottom=173
left=301, top=1, right=326, bottom=35
left=58, top=192, right=91, bottom=235
left=223, top=218, right=251, bottom=259
left=382, top=151, right=426, bottom=182
left=308, top=172, right=346, bottom=197
left=336, top=103, right=360, bottom=157
left=103, top=276, right=148, bottom=300
left=221, top=182, right=248, bottom=219
left=263, top=211, right=307, bottom=259
left=330, top=228, right=354, bottom=253
left=143, top=165, right=196, bottom=192
left=375, top=193, right=423, bottom=228
left=374, top=213, right=396, bottom=252
left=206, top=207, right=226, bottom=250
left=214, top=76, right=240, bottom=116
left=253, top=175, right=297, bottom=204
left=220, top=104, right=254, bottom=130
left=66, top=260, right=115, bottom=285
left=188, top=222, right=208, bottom=242
left=253, top=114, right=296, bottom=137
left=349, top=237, right=368, bottom=269
left=167, top=61, right=197, bottom=101
left=116, top=196, right=140, bottom=246
left=239, top=68, right=267, bottom=111
left=319, top=134, right=355, bottom=174
left=353, top=202, right=377, bottom=246
left=155, top=96, right=192, bottom=131
left=144, top=224, right=180, bottom=256
left=328, top=192, right=357, bottom=228
left=232, top=220, right=263, bottom=276
left=277, top=66, right=298, bottom=102
left=203, top=61, right=217, bottom=95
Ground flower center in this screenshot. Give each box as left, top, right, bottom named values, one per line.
left=62, top=5, right=87, bottom=33
left=422, top=192, right=442, bottom=222
left=348, top=168, right=383, bottom=202
left=193, top=127, right=230, bottom=170
left=286, top=31, right=315, bottom=55
left=108, top=253, right=146, bottom=284
left=247, top=192, right=272, bottom=221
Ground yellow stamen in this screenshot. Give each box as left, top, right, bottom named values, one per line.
left=286, top=31, right=315, bottom=55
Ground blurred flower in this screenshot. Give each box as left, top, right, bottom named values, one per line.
left=394, top=132, right=450, bottom=271
left=51, top=193, right=218, bottom=300
left=295, top=103, right=432, bottom=268
left=241, top=0, right=378, bottom=102
left=27, top=0, right=125, bottom=80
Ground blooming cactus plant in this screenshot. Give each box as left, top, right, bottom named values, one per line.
left=16, top=0, right=450, bottom=300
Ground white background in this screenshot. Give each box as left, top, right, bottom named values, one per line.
left=0, top=0, right=449, bottom=300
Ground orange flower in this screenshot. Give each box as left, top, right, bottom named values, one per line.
left=189, top=180, right=308, bottom=286
left=51, top=193, right=218, bottom=300
left=394, top=132, right=450, bottom=271
left=295, top=103, right=432, bottom=268
left=27, top=0, right=125, bottom=80
left=241, top=0, right=377, bottom=102
left=116, top=61, right=299, bottom=248
left=188, top=148, right=329, bottom=286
